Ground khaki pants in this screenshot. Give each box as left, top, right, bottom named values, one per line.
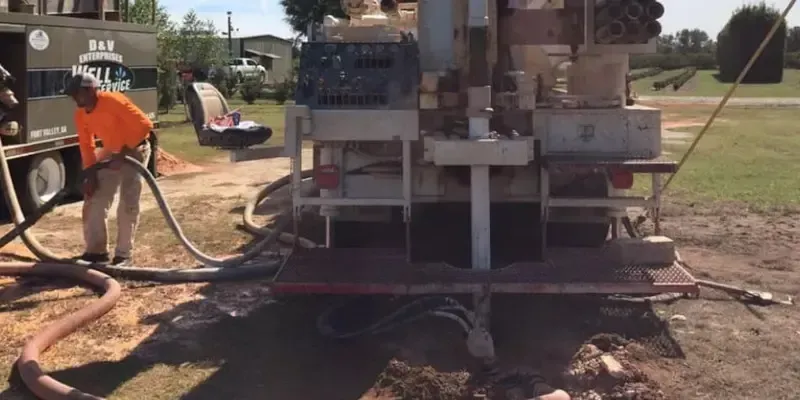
left=82, top=142, right=151, bottom=258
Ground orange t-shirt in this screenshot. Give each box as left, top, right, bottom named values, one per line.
left=75, top=91, right=153, bottom=169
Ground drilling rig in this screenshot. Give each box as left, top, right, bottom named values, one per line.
left=232, top=0, right=696, bottom=325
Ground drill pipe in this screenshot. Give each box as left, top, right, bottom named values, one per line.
left=625, top=19, right=642, bottom=38
left=644, top=19, right=662, bottom=38
left=595, top=20, right=627, bottom=44
left=644, top=1, right=665, bottom=19
left=594, top=0, right=625, bottom=26
left=623, top=1, right=644, bottom=19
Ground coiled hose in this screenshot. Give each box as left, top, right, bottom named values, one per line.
left=0, top=138, right=478, bottom=399
left=0, top=134, right=310, bottom=398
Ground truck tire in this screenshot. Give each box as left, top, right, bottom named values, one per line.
left=237, top=72, right=244, bottom=83
left=19, top=151, right=66, bottom=214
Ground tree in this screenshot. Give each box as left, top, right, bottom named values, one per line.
left=176, top=10, right=227, bottom=70
left=124, top=0, right=179, bottom=111
left=717, top=3, right=786, bottom=83
left=279, top=0, right=345, bottom=34
left=787, top=26, right=800, bottom=52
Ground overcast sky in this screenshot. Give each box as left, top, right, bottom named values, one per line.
left=158, top=0, right=800, bottom=40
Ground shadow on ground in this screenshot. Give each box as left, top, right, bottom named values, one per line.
left=1, top=288, right=684, bottom=399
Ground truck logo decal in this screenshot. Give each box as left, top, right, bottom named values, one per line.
left=66, top=39, right=134, bottom=93
left=28, top=29, right=50, bottom=51
left=578, top=124, right=595, bottom=142
left=29, top=125, right=67, bottom=140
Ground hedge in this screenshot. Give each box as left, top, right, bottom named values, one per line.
left=630, top=53, right=716, bottom=70
left=716, top=3, right=786, bottom=83
left=630, top=51, right=800, bottom=71
left=630, top=67, right=663, bottom=81
left=652, top=67, right=697, bottom=91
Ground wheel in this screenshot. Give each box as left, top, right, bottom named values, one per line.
left=260, top=70, right=267, bottom=83
left=18, top=151, right=66, bottom=214
left=236, top=72, right=244, bottom=83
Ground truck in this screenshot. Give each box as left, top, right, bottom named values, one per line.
left=0, top=2, right=159, bottom=214
left=223, top=0, right=696, bottom=326
left=225, top=57, right=268, bottom=83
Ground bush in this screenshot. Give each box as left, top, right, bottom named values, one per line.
left=240, top=78, right=262, bottom=104
left=786, top=52, right=800, bottom=69
left=716, top=3, right=786, bottom=83
left=209, top=70, right=236, bottom=99
left=630, top=67, right=663, bottom=81
left=652, top=67, right=696, bottom=91
left=157, top=65, right=177, bottom=113
left=630, top=53, right=716, bottom=70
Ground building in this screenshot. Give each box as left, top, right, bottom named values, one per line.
left=226, top=34, right=294, bottom=84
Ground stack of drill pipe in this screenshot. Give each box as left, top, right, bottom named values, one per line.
left=595, top=0, right=626, bottom=44
left=595, top=0, right=663, bottom=44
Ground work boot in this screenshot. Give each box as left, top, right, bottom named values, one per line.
left=111, top=256, right=131, bottom=266
left=75, top=252, right=110, bottom=264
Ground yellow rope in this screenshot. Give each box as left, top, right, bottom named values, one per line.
left=660, top=0, right=798, bottom=193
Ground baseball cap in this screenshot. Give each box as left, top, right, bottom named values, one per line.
left=64, top=72, right=99, bottom=96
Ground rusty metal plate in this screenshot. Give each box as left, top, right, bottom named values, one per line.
left=271, top=247, right=697, bottom=296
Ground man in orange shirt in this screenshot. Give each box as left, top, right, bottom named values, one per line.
left=64, top=73, right=153, bottom=265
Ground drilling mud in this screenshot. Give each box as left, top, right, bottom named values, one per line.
left=566, top=334, right=665, bottom=400
left=367, top=333, right=665, bottom=400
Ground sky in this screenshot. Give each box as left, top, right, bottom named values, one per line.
left=158, top=0, right=800, bottom=40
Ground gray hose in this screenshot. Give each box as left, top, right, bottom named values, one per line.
left=0, top=137, right=292, bottom=280
left=242, top=169, right=319, bottom=249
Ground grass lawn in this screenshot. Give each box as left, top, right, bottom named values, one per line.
left=651, top=104, right=800, bottom=210
left=155, top=99, right=285, bottom=164
left=632, top=69, right=800, bottom=97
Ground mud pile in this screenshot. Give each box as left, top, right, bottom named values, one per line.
left=565, top=334, right=665, bottom=400
left=156, top=150, right=202, bottom=176
left=371, top=359, right=472, bottom=400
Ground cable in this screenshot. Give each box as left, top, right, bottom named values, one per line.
left=660, top=0, right=797, bottom=194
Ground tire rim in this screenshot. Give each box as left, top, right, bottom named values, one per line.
left=34, top=157, right=64, bottom=203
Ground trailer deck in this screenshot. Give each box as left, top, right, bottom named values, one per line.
left=268, top=247, right=697, bottom=295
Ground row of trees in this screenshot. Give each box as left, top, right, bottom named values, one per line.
left=125, top=0, right=230, bottom=111
left=634, top=4, right=800, bottom=80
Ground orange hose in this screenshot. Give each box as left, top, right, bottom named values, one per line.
left=1, top=262, right=120, bottom=400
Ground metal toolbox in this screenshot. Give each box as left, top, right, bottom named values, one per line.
left=533, top=105, right=662, bottom=159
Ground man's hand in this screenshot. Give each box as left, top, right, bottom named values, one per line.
left=109, top=146, right=133, bottom=170
left=82, top=171, right=98, bottom=198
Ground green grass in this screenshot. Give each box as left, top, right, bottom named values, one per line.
left=156, top=99, right=285, bottom=164
left=655, top=105, right=800, bottom=209
left=632, top=69, right=800, bottom=97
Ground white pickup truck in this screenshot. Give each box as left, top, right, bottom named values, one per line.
left=226, top=58, right=268, bottom=83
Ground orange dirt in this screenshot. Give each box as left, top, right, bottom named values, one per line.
left=156, top=150, right=203, bottom=177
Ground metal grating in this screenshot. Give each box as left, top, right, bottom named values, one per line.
left=294, top=42, right=420, bottom=110
left=270, top=248, right=697, bottom=295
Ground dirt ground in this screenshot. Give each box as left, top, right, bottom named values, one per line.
left=0, top=141, right=798, bottom=399
left=155, top=150, right=203, bottom=177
